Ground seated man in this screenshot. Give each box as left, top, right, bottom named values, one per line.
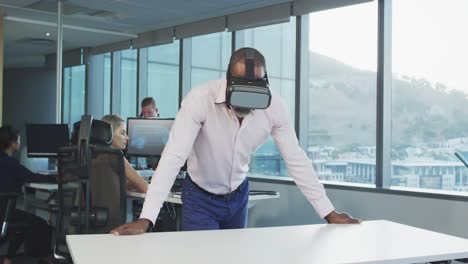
left=138, top=97, right=160, bottom=169
left=0, top=126, right=53, bottom=264
left=139, top=97, right=159, bottom=118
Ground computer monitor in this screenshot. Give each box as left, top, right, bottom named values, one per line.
left=455, top=151, right=468, bottom=168
left=26, top=124, right=70, bottom=158
left=126, top=118, right=174, bottom=157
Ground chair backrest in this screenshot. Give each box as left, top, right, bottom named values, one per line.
left=88, top=148, right=126, bottom=233
left=0, top=193, right=20, bottom=239
left=70, top=120, right=113, bottom=147
left=56, top=116, right=126, bottom=234
left=53, top=117, right=127, bottom=260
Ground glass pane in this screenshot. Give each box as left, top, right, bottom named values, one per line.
left=63, top=65, right=86, bottom=126
left=391, top=0, right=468, bottom=191
left=120, top=49, right=137, bottom=120
left=103, top=53, right=111, bottom=115
left=238, top=19, right=296, bottom=120
left=237, top=19, right=296, bottom=177
left=63, top=68, right=71, bottom=125
left=250, top=137, right=286, bottom=176
left=70, top=65, right=86, bottom=124
left=148, top=42, right=179, bottom=64
left=147, top=41, right=180, bottom=118
left=308, top=2, right=377, bottom=184
left=191, top=68, right=221, bottom=88
left=190, top=32, right=231, bottom=90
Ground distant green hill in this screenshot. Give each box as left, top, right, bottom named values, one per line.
left=308, top=51, right=468, bottom=147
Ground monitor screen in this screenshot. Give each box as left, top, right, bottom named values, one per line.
left=26, top=124, right=70, bottom=158
left=126, top=118, right=174, bottom=157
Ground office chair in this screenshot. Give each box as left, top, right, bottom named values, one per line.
left=0, top=193, right=26, bottom=262
left=87, top=143, right=127, bottom=233
left=53, top=115, right=127, bottom=260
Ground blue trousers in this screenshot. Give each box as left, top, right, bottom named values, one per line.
left=181, top=176, right=249, bottom=231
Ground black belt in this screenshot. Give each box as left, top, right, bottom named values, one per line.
left=187, top=175, right=244, bottom=200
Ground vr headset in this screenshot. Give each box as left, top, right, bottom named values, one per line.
left=226, top=48, right=272, bottom=110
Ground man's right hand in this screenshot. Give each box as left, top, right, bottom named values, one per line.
left=111, top=218, right=151, bottom=236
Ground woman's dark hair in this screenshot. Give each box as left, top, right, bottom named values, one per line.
left=0, top=126, right=20, bottom=152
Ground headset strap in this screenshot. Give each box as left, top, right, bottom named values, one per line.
left=245, top=49, right=255, bottom=80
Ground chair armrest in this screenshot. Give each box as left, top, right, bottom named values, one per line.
left=0, top=192, right=21, bottom=238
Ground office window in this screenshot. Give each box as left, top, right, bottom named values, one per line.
left=119, top=49, right=137, bottom=120
left=308, top=2, right=378, bottom=184
left=103, top=52, right=111, bottom=115
left=190, top=32, right=231, bottom=89
left=236, top=19, right=296, bottom=177
left=391, top=0, right=468, bottom=191
left=147, top=42, right=180, bottom=118
left=63, top=65, right=86, bottom=126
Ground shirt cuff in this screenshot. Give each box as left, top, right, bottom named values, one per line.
left=139, top=203, right=160, bottom=226
left=311, top=195, right=335, bottom=219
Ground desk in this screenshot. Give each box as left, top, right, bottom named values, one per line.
left=23, top=182, right=78, bottom=208
left=66, top=220, right=468, bottom=264
left=24, top=182, right=78, bottom=191
left=23, top=183, right=57, bottom=213
left=126, top=191, right=279, bottom=229
left=24, top=184, right=279, bottom=204
left=25, top=182, right=60, bottom=191
left=126, top=191, right=280, bottom=204
left=24, top=184, right=279, bottom=225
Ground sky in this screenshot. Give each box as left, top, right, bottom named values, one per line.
left=309, top=0, right=468, bottom=95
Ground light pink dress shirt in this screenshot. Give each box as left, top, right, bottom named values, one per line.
left=140, top=80, right=334, bottom=224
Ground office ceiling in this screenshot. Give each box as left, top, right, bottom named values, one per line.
left=1, top=0, right=290, bottom=68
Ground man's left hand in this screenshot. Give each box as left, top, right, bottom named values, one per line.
left=325, top=211, right=361, bottom=224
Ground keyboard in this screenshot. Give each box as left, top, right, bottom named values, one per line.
left=136, top=169, right=154, bottom=179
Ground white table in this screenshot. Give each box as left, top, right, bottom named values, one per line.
left=66, top=220, right=468, bottom=264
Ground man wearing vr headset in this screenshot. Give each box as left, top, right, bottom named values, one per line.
left=112, top=48, right=360, bottom=235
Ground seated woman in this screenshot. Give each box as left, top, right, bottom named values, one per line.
left=101, top=115, right=148, bottom=193
left=70, top=116, right=148, bottom=233
left=0, top=126, right=53, bottom=264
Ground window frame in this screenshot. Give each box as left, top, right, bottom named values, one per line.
left=83, top=0, right=468, bottom=200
